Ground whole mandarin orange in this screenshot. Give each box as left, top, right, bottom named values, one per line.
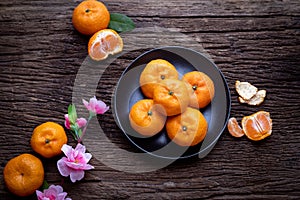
left=129, top=99, right=166, bottom=136
left=31, top=122, right=67, bottom=158
left=153, top=79, right=189, bottom=116
left=3, top=154, right=44, bottom=197
left=166, top=107, right=208, bottom=146
left=182, top=71, right=215, bottom=108
left=140, top=59, right=178, bottom=98
left=72, top=0, right=110, bottom=35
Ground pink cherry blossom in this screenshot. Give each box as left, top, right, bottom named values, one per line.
left=64, top=114, right=87, bottom=130
left=36, top=184, right=71, bottom=200
left=57, top=143, right=94, bottom=183
left=82, top=96, right=109, bottom=115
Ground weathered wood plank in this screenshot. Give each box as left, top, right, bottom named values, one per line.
left=1, top=0, right=299, bottom=17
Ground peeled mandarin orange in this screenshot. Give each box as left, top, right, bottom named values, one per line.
left=182, top=71, right=215, bottom=108
left=88, top=29, right=123, bottom=61
left=129, top=99, right=166, bottom=136
left=3, top=154, right=44, bottom=197
left=31, top=122, right=67, bottom=158
left=153, top=79, right=189, bottom=116
left=139, top=59, right=178, bottom=98
left=241, top=111, right=272, bottom=141
left=166, top=107, right=208, bottom=146
left=227, top=117, right=245, bottom=137
left=72, top=0, right=110, bottom=35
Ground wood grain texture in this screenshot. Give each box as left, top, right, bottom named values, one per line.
left=0, top=0, right=300, bottom=199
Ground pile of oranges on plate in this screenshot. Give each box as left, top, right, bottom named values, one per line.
left=129, top=59, right=215, bottom=147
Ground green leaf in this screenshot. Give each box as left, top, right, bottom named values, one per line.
left=77, top=129, right=83, bottom=138
left=41, top=180, right=49, bottom=190
left=108, top=13, right=135, bottom=33
left=68, top=104, right=77, bottom=124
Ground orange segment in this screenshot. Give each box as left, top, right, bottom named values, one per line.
left=227, top=117, right=244, bottom=137
left=88, top=29, right=123, bottom=61
left=241, top=111, right=272, bottom=141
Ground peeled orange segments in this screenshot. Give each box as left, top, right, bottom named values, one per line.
left=129, top=99, right=166, bottom=137
left=88, top=29, right=123, bottom=61
left=242, top=111, right=272, bottom=141
left=228, top=111, right=272, bottom=141
left=227, top=117, right=245, bottom=138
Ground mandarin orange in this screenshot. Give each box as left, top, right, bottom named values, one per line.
left=139, top=59, right=178, bottom=98
left=31, top=122, right=67, bottom=158
left=166, top=107, right=208, bottom=146
left=153, top=79, right=189, bottom=116
left=129, top=99, right=166, bottom=136
left=182, top=71, right=215, bottom=108
left=3, top=154, right=44, bottom=197
left=72, top=0, right=110, bottom=35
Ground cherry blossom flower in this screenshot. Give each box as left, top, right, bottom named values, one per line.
left=36, top=185, right=71, bottom=200
left=82, top=96, right=109, bottom=116
left=57, top=143, right=94, bottom=183
left=64, top=114, right=87, bottom=130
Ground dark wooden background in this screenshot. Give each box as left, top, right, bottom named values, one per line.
left=1, top=0, right=300, bottom=199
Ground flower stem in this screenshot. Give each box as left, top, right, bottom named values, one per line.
left=78, top=115, right=92, bottom=143
left=60, top=177, right=65, bottom=186
left=74, top=129, right=80, bottom=141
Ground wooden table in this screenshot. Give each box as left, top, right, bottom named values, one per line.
left=1, top=0, right=299, bottom=199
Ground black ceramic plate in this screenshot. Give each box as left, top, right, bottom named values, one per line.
left=113, top=46, right=231, bottom=159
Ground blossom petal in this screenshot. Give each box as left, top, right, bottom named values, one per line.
left=76, top=118, right=87, bottom=128
left=70, top=170, right=85, bottom=183
left=44, top=187, right=58, bottom=198
left=36, top=190, right=44, bottom=200
left=36, top=185, right=71, bottom=200
left=84, top=163, right=95, bottom=170
left=50, top=185, right=64, bottom=193
left=94, top=100, right=109, bottom=114
left=82, top=99, right=89, bottom=110
left=65, top=161, right=85, bottom=169
left=75, top=143, right=86, bottom=153
left=64, top=114, right=71, bottom=129
left=89, top=96, right=98, bottom=111
left=56, top=192, right=68, bottom=200
left=61, top=144, right=73, bottom=158
left=84, top=153, right=92, bottom=162
left=57, top=158, right=71, bottom=177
